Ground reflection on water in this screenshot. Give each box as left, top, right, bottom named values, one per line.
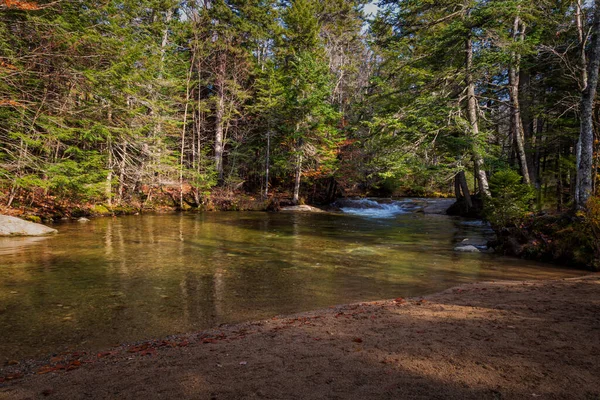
left=0, top=212, right=583, bottom=361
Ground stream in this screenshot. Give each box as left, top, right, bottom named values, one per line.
left=0, top=199, right=584, bottom=361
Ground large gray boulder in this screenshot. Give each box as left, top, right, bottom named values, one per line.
left=0, top=215, right=57, bottom=236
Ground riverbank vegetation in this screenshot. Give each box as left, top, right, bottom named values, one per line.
left=1, top=0, right=599, bottom=266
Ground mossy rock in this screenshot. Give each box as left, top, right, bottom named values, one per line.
left=90, top=204, right=111, bottom=216
left=179, top=203, right=192, bottom=211
left=112, top=205, right=139, bottom=215
left=23, top=215, right=42, bottom=224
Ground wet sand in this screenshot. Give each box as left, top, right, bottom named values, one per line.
left=1, top=274, right=599, bottom=399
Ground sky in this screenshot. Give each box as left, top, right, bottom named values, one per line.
left=363, top=2, right=380, bottom=17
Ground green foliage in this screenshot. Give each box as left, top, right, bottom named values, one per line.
left=0, top=0, right=596, bottom=220
left=46, top=156, right=107, bottom=201
left=485, top=170, right=534, bottom=228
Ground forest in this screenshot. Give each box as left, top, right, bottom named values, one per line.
left=3, top=1, right=600, bottom=396
left=1, top=0, right=599, bottom=265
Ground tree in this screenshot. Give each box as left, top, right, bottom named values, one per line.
left=278, top=0, right=341, bottom=204
left=576, top=0, right=600, bottom=209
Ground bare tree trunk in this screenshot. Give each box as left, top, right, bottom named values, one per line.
left=457, top=171, right=473, bottom=208
left=576, top=0, right=589, bottom=201
left=106, top=138, right=113, bottom=206
left=214, top=50, right=226, bottom=183
left=192, top=21, right=205, bottom=205
left=577, top=0, right=600, bottom=209
left=577, top=0, right=589, bottom=90
left=117, top=142, right=127, bottom=204
left=264, top=130, right=270, bottom=199
left=155, top=7, right=173, bottom=128
left=293, top=134, right=303, bottom=205
left=159, top=8, right=173, bottom=80
left=180, top=59, right=194, bottom=210
left=508, top=15, right=531, bottom=184
left=293, top=153, right=302, bottom=205
left=465, top=36, right=491, bottom=197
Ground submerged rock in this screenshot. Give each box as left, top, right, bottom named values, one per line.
left=454, top=245, right=480, bottom=253
left=0, top=215, right=57, bottom=236
left=420, top=199, right=456, bottom=215
left=280, top=205, right=325, bottom=213
left=447, top=194, right=485, bottom=218
left=459, top=238, right=489, bottom=247
left=78, top=217, right=90, bottom=223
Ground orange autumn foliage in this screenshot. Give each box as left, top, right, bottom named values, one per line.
left=1, top=0, right=40, bottom=10
left=0, top=60, right=17, bottom=70
left=0, top=99, right=25, bottom=107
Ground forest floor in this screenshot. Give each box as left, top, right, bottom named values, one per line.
left=1, top=275, right=599, bottom=399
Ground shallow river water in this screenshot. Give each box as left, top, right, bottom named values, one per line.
left=0, top=204, right=584, bottom=361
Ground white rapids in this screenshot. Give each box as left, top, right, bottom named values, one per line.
left=335, top=198, right=419, bottom=218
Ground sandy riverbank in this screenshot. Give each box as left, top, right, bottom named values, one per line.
left=1, top=274, right=599, bottom=399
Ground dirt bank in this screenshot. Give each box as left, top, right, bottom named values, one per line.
left=1, top=275, right=599, bottom=399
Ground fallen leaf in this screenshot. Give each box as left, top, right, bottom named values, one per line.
left=37, top=365, right=66, bottom=375
left=139, top=349, right=156, bottom=357
left=352, top=337, right=363, bottom=343
left=97, top=351, right=117, bottom=358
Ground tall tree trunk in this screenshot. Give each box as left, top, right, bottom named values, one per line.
left=106, top=138, right=113, bottom=206
left=214, top=50, right=226, bottom=183
left=293, top=153, right=302, bottom=205
left=117, top=142, right=127, bottom=204
left=264, top=129, right=270, bottom=199
left=576, top=0, right=590, bottom=203
left=180, top=59, right=194, bottom=209
left=457, top=171, right=473, bottom=208
left=508, top=15, right=531, bottom=184
left=576, top=0, right=600, bottom=209
left=577, top=0, right=589, bottom=90
left=293, top=134, right=303, bottom=205
left=465, top=36, right=491, bottom=197
left=154, top=7, right=173, bottom=134
left=159, top=8, right=174, bottom=80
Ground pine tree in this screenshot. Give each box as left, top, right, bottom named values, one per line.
left=278, top=0, right=341, bottom=204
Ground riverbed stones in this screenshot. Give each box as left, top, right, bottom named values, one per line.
left=0, top=215, right=57, bottom=236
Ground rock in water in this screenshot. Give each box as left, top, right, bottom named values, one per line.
left=453, top=245, right=480, bottom=253
left=421, top=199, right=456, bottom=215
left=280, top=205, right=325, bottom=213
left=78, top=217, right=90, bottom=222
left=0, top=215, right=57, bottom=236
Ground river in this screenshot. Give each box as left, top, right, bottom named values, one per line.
left=0, top=199, right=583, bottom=361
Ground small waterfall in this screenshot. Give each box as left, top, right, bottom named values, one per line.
left=334, top=198, right=416, bottom=218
